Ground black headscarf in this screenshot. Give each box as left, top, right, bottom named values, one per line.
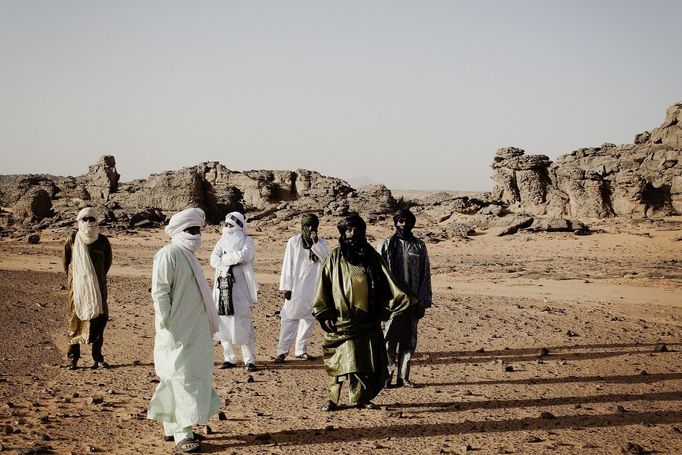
left=337, top=214, right=370, bottom=265
left=301, top=213, right=320, bottom=261
left=393, top=208, right=416, bottom=240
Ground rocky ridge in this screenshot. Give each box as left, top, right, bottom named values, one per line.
left=492, top=102, right=682, bottom=218
left=1, top=103, right=680, bottom=235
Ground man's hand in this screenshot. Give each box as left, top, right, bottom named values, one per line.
left=310, top=230, right=318, bottom=243
left=283, top=290, right=292, bottom=300
left=415, top=306, right=426, bottom=319
left=317, top=318, right=337, bottom=333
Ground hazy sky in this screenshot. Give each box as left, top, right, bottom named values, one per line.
left=1, top=1, right=680, bottom=191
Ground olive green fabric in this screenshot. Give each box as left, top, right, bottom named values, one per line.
left=312, top=247, right=416, bottom=402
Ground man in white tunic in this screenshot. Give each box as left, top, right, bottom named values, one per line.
left=148, top=208, right=222, bottom=453
left=274, top=213, right=330, bottom=363
left=210, top=211, right=259, bottom=372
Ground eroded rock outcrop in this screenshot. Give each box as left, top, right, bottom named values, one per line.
left=80, top=155, right=119, bottom=202
left=0, top=157, right=357, bottom=229
left=492, top=102, right=682, bottom=218
left=12, top=188, right=53, bottom=225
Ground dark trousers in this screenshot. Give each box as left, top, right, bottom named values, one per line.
left=67, top=315, right=107, bottom=363
left=384, top=311, right=419, bottom=381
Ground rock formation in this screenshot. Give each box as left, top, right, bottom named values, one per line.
left=1, top=102, right=680, bottom=231
left=12, top=188, right=53, bottom=225
left=0, top=157, right=356, bottom=229
left=492, top=102, right=682, bottom=218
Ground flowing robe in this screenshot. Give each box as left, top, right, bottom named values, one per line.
left=63, top=232, right=112, bottom=345
left=312, top=247, right=416, bottom=401
left=148, top=244, right=221, bottom=429
left=279, top=234, right=330, bottom=320
left=210, top=236, right=258, bottom=345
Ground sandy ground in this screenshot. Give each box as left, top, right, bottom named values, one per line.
left=0, top=216, right=681, bottom=454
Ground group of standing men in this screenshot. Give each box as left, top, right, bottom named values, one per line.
left=62, top=206, right=431, bottom=453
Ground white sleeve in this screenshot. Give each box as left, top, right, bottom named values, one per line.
left=209, top=243, right=223, bottom=269
left=151, top=250, right=174, bottom=329
left=311, top=238, right=331, bottom=263
left=279, top=238, right=294, bottom=291
left=221, top=236, right=256, bottom=266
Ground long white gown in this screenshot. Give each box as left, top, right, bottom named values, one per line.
left=277, top=234, right=330, bottom=356
left=210, top=235, right=258, bottom=345
left=148, top=244, right=221, bottom=432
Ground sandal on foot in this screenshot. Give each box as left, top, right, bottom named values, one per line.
left=320, top=401, right=338, bottom=412
left=295, top=353, right=317, bottom=361
left=175, top=438, right=200, bottom=453
left=355, top=401, right=379, bottom=410
left=273, top=354, right=286, bottom=364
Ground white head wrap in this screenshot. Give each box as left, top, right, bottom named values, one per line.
left=166, top=207, right=205, bottom=252
left=77, top=207, right=100, bottom=244
left=165, top=208, right=219, bottom=336
left=72, top=207, right=103, bottom=320
left=165, top=207, right=205, bottom=237
left=220, top=212, right=247, bottom=251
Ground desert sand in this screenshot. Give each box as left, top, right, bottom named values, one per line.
left=1, top=216, right=681, bottom=454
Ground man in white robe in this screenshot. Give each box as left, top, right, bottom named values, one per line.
left=210, top=211, right=259, bottom=372
left=274, top=213, right=330, bottom=363
left=148, top=208, right=222, bottom=453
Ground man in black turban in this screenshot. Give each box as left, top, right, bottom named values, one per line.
left=377, top=208, right=432, bottom=388
left=312, top=214, right=416, bottom=411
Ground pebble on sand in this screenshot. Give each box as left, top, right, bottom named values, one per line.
left=653, top=344, right=668, bottom=353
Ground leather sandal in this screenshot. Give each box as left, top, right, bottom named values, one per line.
left=355, top=401, right=379, bottom=410
left=295, top=353, right=317, bottom=361
left=273, top=354, right=286, bottom=364
left=174, top=437, right=200, bottom=453
left=320, top=400, right=338, bottom=412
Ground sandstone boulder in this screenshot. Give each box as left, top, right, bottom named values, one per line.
left=79, top=155, right=119, bottom=202
left=13, top=188, right=53, bottom=224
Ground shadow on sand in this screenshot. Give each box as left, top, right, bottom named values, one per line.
left=200, top=408, right=682, bottom=451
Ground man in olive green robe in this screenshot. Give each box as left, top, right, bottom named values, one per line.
left=312, top=214, right=416, bottom=411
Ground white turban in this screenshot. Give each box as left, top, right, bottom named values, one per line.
left=77, top=207, right=99, bottom=222
left=165, top=208, right=205, bottom=238
left=225, top=211, right=247, bottom=233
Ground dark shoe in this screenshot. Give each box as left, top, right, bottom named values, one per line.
left=245, top=363, right=257, bottom=372
left=174, top=437, right=200, bottom=453
left=273, top=354, right=286, bottom=364
left=394, top=378, right=404, bottom=388
left=320, top=400, right=338, bottom=412
left=295, top=353, right=317, bottom=361
left=91, top=361, right=110, bottom=369
left=167, top=433, right=205, bottom=443
left=220, top=361, right=236, bottom=369
left=384, top=378, right=392, bottom=389
left=402, top=379, right=420, bottom=388
left=65, top=359, right=78, bottom=370
left=355, top=401, right=379, bottom=410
